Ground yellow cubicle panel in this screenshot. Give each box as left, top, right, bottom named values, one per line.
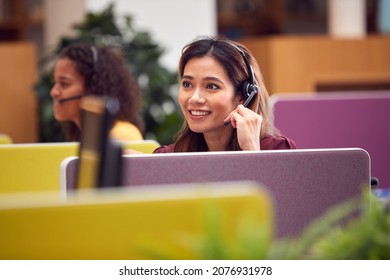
left=0, top=140, right=160, bottom=194
left=0, top=182, right=273, bottom=260
left=119, top=139, right=159, bottom=154
left=0, top=143, right=78, bottom=193
left=0, top=134, right=12, bottom=144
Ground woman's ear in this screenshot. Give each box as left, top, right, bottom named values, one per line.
left=235, top=94, right=245, bottom=105
left=233, top=87, right=245, bottom=106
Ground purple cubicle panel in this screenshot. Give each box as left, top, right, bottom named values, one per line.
left=272, top=91, right=390, bottom=188
left=62, top=149, right=370, bottom=238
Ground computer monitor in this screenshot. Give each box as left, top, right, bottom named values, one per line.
left=75, top=95, right=122, bottom=189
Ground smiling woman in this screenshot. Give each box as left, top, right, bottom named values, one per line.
left=153, top=35, right=296, bottom=153
left=50, top=44, right=144, bottom=142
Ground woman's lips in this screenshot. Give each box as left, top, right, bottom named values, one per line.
left=190, top=110, right=210, bottom=116
left=188, top=110, right=211, bottom=120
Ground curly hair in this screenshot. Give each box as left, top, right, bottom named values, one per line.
left=58, top=43, right=143, bottom=141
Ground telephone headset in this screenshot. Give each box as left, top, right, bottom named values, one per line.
left=224, top=44, right=259, bottom=126
left=235, top=46, right=258, bottom=107
left=58, top=46, right=98, bottom=104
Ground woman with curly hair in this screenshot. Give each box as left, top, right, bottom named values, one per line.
left=50, top=43, right=143, bottom=141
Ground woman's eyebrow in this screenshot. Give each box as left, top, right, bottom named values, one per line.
left=181, top=75, right=193, bottom=80
left=57, top=75, right=72, bottom=81
left=203, top=76, right=223, bottom=83
left=182, top=75, right=223, bottom=82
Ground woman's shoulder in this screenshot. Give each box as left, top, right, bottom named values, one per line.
left=110, top=121, right=143, bottom=141
left=260, top=134, right=297, bottom=150
left=153, top=144, right=175, bottom=153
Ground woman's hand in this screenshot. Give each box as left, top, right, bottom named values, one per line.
left=224, top=104, right=262, bottom=150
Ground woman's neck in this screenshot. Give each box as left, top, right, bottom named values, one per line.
left=203, top=129, right=233, bottom=152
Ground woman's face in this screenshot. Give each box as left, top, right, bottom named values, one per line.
left=50, top=58, right=86, bottom=127
left=178, top=55, right=242, bottom=136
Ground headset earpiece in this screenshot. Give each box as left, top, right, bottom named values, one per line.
left=242, top=81, right=258, bottom=98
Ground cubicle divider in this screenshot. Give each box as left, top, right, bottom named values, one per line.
left=0, top=181, right=272, bottom=260
left=61, top=148, right=371, bottom=238
left=271, top=91, right=390, bottom=189
left=0, top=134, right=12, bottom=144
left=0, top=140, right=159, bottom=194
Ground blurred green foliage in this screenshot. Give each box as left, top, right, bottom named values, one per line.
left=34, top=3, right=182, bottom=145
left=268, top=191, right=390, bottom=259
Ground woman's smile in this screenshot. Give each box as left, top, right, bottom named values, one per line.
left=189, top=109, right=211, bottom=118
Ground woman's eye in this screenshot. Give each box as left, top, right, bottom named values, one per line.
left=59, top=82, right=70, bottom=88
left=182, top=81, right=192, bottom=88
left=206, top=83, right=219, bottom=90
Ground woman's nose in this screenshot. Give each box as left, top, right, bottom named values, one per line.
left=50, top=84, right=59, bottom=98
left=188, top=88, right=206, bottom=104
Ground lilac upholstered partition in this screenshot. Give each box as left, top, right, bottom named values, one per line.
left=272, top=91, right=390, bottom=188
left=61, top=148, right=370, bottom=238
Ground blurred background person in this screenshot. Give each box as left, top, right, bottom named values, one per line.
left=50, top=43, right=144, bottom=141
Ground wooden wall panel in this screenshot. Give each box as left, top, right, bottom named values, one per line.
left=240, top=35, right=390, bottom=94
left=0, top=43, right=38, bottom=143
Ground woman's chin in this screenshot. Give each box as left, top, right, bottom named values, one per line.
left=53, top=114, right=67, bottom=122
left=188, top=124, right=204, bottom=133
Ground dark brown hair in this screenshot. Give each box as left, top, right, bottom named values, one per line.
left=174, top=36, right=275, bottom=152
left=57, top=43, right=143, bottom=141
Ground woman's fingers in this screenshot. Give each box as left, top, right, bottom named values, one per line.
left=224, top=104, right=245, bottom=126
left=225, top=105, right=262, bottom=150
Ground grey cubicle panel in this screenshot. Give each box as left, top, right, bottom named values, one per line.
left=271, top=91, right=390, bottom=189
left=61, top=148, right=370, bottom=238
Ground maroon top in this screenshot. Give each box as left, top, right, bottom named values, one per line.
left=153, top=134, right=297, bottom=153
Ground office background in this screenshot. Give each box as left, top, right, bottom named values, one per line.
left=0, top=0, right=389, bottom=144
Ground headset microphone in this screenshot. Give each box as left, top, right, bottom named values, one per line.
left=58, top=95, right=86, bottom=104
